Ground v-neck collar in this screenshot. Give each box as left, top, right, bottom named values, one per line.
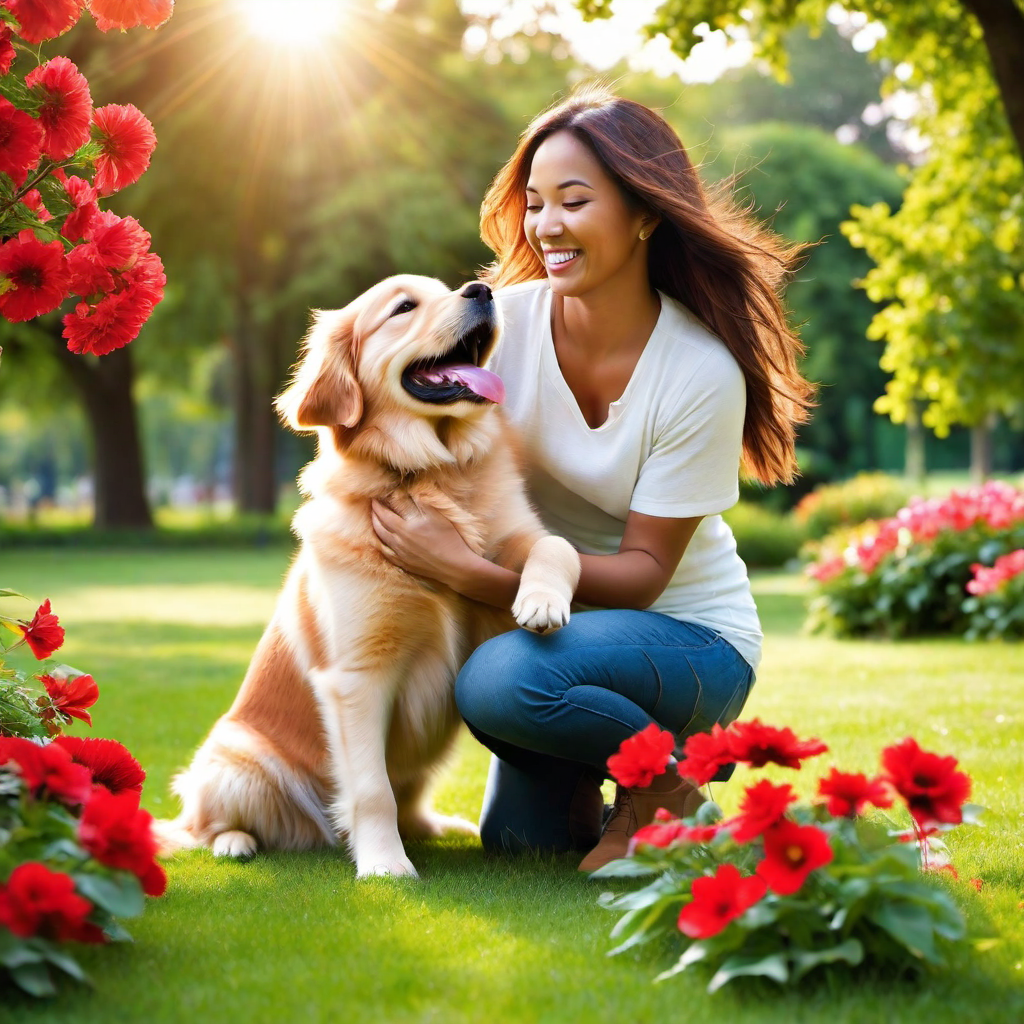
left=541, top=288, right=667, bottom=432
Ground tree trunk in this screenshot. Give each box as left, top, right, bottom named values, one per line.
left=904, top=404, right=927, bottom=483
left=961, top=0, right=1024, bottom=158
left=230, top=296, right=280, bottom=515
left=970, top=413, right=996, bottom=484
left=50, top=338, right=153, bottom=529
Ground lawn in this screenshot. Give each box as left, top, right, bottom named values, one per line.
left=2, top=548, right=1023, bottom=1024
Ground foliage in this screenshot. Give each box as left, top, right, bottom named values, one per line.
left=723, top=501, right=803, bottom=569
left=595, top=719, right=983, bottom=994
left=805, top=481, right=1024, bottom=638
left=0, top=589, right=164, bottom=997
left=794, top=473, right=912, bottom=541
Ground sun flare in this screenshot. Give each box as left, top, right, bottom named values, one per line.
left=236, top=0, right=346, bottom=48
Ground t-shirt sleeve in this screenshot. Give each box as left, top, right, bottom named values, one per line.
left=629, top=348, right=745, bottom=518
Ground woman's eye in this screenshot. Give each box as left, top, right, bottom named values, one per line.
left=525, top=204, right=541, bottom=212
left=563, top=201, right=587, bottom=209
left=390, top=299, right=417, bottom=317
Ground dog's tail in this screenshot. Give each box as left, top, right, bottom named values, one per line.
left=151, top=815, right=204, bottom=857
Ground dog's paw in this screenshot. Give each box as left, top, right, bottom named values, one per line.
left=212, top=830, right=258, bottom=859
left=356, top=853, right=419, bottom=879
left=512, top=588, right=570, bottom=634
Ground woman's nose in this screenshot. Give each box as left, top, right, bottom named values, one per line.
left=535, top=207, right=563, bottom=240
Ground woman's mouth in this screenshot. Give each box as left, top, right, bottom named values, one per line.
left=543, top=249, right=580, bottom=272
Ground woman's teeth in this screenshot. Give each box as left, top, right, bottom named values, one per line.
left=546, top=250, right=579, bottom=266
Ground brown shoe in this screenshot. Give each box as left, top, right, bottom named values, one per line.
left=577, top=772, right=706, bottom=873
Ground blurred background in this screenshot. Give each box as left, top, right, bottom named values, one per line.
left=0, top=0, right=1021, bottom=554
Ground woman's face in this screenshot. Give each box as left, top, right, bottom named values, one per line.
left=524, top=130, right=654, bottom=299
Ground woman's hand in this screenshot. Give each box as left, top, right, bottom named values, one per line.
left=371, top=497, right=477, bottom=590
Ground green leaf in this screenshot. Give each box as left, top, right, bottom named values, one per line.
left=790, top=939, right=865, bottom=981
left=42, top=946, right=90, bottom=984
left=707, top=952, right=789, bottom=993
left=654, top=940, right=711, bottom=982
left=868, top=901, right=942, bottom=964
left=8, top=960, right=56, bottom=998
left=72, top=872, right=146, bottom=919
left=1, top=944, right=44, bottom=969
left=0, top=589, right=25, bottom=599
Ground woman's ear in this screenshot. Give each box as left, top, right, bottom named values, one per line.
left=276, top=309, right=363, bottom=431
left=639, top=215, right=661, bottom=242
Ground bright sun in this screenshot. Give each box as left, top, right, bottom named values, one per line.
left=237, top=0, right=346, bottom=47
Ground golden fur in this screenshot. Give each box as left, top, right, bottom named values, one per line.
left=156, top=275, right=581, bottom=876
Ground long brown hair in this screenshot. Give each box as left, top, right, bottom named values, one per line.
left=479, top=85, right=814, bottom=486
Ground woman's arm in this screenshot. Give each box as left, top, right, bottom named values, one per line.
left=372, top=499, right=703, bottom=612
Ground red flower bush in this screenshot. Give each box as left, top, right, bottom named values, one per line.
left=755, top=820, right=834, bottom=895
left=0, top=735, right=93, bottom=807
left=677, top=864, right=767, bottom=940
left=599, top=720, right=980, bottom=992
left=967, top=548, right=1024, bottom=596
left=16, top=598, right=66, bottom=659
left=606, top=723, right=675, bottom=788
left=880, top=737, right=971, bottom=828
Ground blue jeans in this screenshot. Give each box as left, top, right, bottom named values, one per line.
left=454, top=609, right=755, bottom=855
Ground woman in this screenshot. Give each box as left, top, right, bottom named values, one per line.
left=371, top=87, right=814, bottom=870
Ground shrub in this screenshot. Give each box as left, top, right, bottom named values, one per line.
left=962, top=550, right=1024, bottom=640
left=805, top=482, right=1024, bottom=638
left=794, top=473, right=912, bottom=541
left=724, top=502, right=804, bottom=569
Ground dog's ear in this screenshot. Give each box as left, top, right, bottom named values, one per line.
left=276, top=311, right=363, bottom=431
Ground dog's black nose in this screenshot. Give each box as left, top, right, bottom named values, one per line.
left=462, top=282, right=492, bottom=302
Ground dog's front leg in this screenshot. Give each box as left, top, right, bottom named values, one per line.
left=309, top=666, right=416, bottom=878
left=512, top=536, right=582, bottom=634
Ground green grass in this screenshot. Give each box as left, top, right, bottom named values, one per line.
left=2, top=550, right=1023, bottom=1023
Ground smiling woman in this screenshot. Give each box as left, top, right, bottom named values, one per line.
left=236, top=0, right=346, bottom=46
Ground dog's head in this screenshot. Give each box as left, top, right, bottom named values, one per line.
left=276, top=275, right=504, bottom=470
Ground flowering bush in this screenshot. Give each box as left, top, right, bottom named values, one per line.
left=962, top=548, right=1024, bottom=640
left=794, top=473, right=912, bottom=542
left=0, top=590, right=164, bottom=997
left=0, top=0, right=172, bottom=357
left=805, top=481, right=1024, bottom=638
left=594, top=720, right=983, bottom=993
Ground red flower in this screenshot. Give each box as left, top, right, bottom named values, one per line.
left=817, top=767, right=894, bottom=818
left=630, top=820, right=721, bottom=852
left=677, top=864, right=767, bottom=940
left=61, top=174, right=101, bottom=241
left=66, top=210, right=152, bottom=296
left=0, top=231, right=69, bottom=323
left=39, top=673, right=99, bottom=727
left=0, top=736, right=92, bottom=807
left=0, top=863, right=100, bottom=943
left=4, top=0, right=83, bottom=45
left=53, top=735, right=146, bottom=793
left=16, top=598, right=66, bottom=659
left=78, top=787, right=166, bottom=895
left=0, top=24, right=16, bottom=75
left=0, top=97, right=43, bottom=187
left=25, top=56, right=93, bottom=161
left=63, top=285, right=150, bottom=355
left=725, top=719, right=829, bottom=769
left=756, top=820, right=834, bottom=895
left=607, top=724, right=676, bottom=788
left=21, top=188, right=52, bottom=222
left=880, top=737, right=972, bottom=828
left=91, top=103, right=156, bottom=195
left=89, top=0, right=173, bottom=31
left=726, top=780, right=797, bottom=843
left=675, top=723, right=735, bottom=786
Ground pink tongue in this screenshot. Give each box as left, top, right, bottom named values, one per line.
left=421, top=363, right=506, bottom=404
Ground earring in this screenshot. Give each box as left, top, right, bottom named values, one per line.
left=639, top=227, right=652, bottom=241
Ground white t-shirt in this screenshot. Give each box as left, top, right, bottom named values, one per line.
left=489, top=279, right=762, bottom=670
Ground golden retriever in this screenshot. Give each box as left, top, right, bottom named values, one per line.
left=157, top=275, right=581, bottom=877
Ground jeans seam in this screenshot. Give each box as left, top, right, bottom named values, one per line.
left=640, top=651, right=664, bottom=714
left=558, top=689, right=649, bottom=736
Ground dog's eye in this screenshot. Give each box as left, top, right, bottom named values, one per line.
left=390, top=299, right=417, bottom=318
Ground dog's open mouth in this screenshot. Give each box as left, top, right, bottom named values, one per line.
left=401, top=321, right=505, bottom=405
